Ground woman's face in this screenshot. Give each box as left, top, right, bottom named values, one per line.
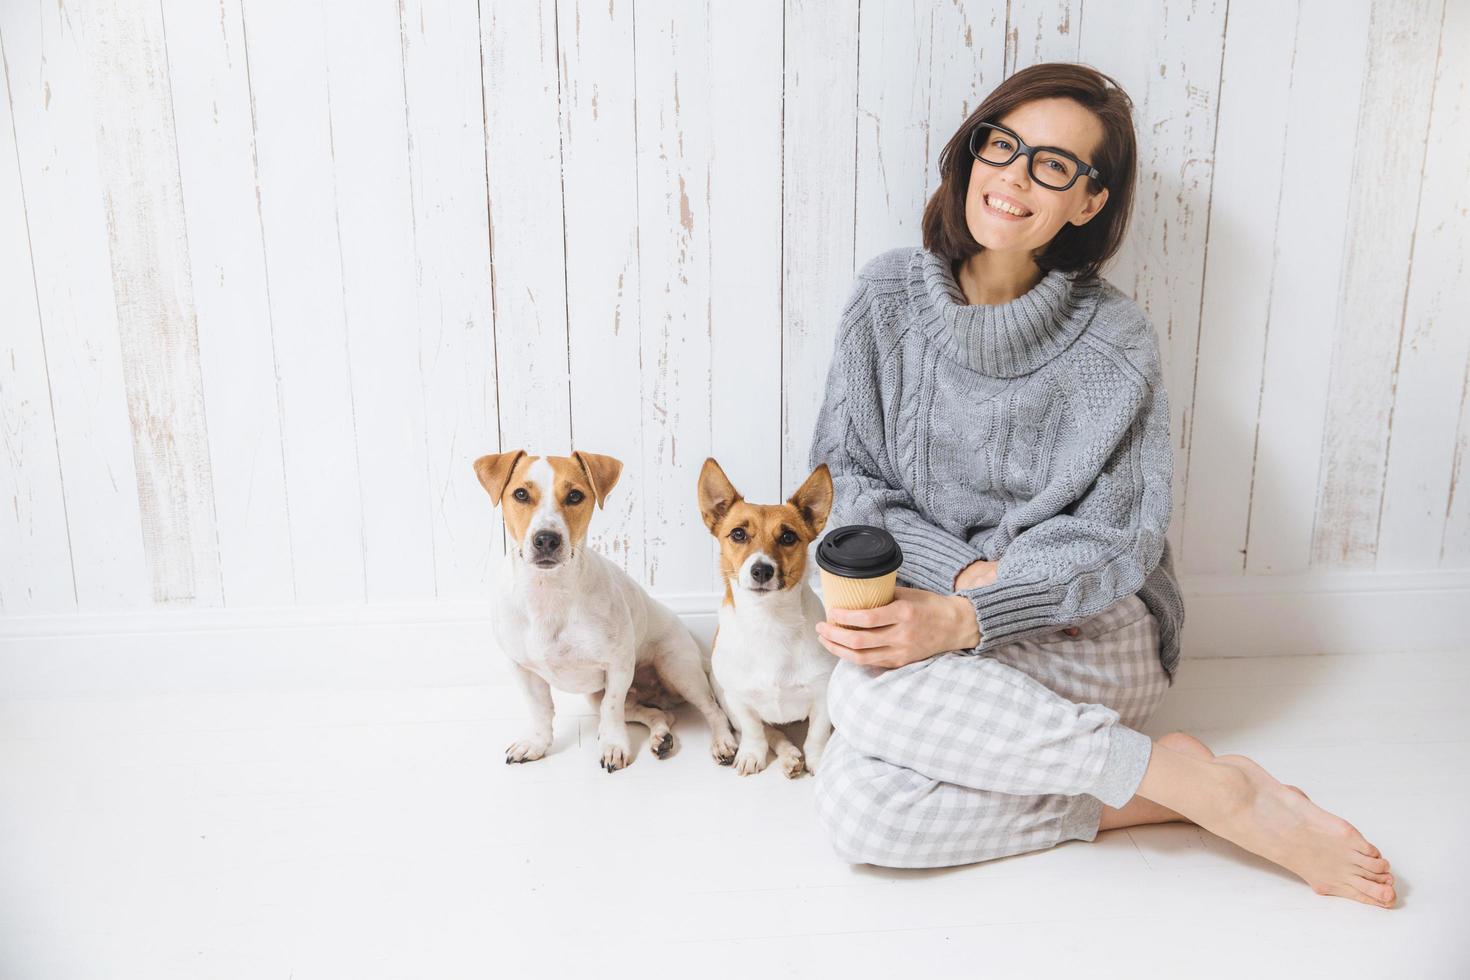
left=962, top=97, right=1111, bottom=255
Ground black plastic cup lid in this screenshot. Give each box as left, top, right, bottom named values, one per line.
left=815, top=524, right=903, bottom=578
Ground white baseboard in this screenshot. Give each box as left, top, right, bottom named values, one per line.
left=0, top=596, right=718, bottom=699
left=1175, top=570, right=1469, bottom=658
left=0, top=572, right=1464, bottom=697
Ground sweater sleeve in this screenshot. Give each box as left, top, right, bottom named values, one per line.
left=808, top=278, right=984, bottom=595
left=957, top=346, right=1173, bottom=654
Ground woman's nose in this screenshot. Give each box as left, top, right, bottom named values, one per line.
left=1004, top=154, right=1031, bottom=185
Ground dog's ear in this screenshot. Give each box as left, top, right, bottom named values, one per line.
left=572, top=451, right=623, bottom=509
left=697, top=457, right=742, bottom=534
left=473, top=450, right=527, bottom=506
left=787, top=463, right=833, bottom=536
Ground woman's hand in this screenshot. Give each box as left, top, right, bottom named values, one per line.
left=815, top=586, right=981, bottom=670
left=953, top=559, right=1000, bottom=591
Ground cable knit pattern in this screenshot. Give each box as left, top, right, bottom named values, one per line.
left=808, top=246, right=1186, bottom=680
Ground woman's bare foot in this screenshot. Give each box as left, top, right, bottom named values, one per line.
left=1208, top=753, right=1396, bottom=908
left=1134, top=740, right=1396, bottom=909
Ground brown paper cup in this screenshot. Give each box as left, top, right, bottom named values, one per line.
left=818, top=568, right=898, bottom=612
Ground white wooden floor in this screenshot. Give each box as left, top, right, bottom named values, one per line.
left=0, top=645, right=1466, bottom=979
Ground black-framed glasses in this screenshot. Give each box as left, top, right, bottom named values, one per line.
left=967, top=121, right=1105, bottom=191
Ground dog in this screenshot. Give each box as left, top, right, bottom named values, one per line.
left=474, top=449, right=738, bottom=772
left=697, top=458, right=836, bottom=777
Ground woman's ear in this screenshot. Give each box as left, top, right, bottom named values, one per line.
left=1071, top=185, right=1109, bottom=227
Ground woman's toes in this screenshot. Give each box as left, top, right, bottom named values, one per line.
left=1357, top=870, right=1392, bottom=885
left=1351, top=876, right=1396, bottom=906
left=1353, top=853, right=1390, bottom=874
left=1352, top=838, right=1381, bottom=859
left=1327, top=882, right=1390, bottom=908
left=1337, top=822, right=1381, bottom=855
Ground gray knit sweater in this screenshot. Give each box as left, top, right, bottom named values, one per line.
left=808, top=246, right=1185, bottom=679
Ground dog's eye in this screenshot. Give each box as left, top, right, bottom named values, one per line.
left=512, top=488, right=530, bottom=503
left=778, top=530, right=797, bottom=546
left=730, top=527, right=747, bottom=543
left=566, top=490, right=585, bottom=505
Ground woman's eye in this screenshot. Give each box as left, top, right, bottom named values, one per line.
left=1046, top=159, right=1065, bottom=171
left=779, top=531, right=797, bottom=546
left=730, top=528, right=747, bottom=543
left=993, top=138, right=1012, bottom=150
left=566, top=490, right=585, bottom=505
left=512, top=488, right=530, bottom=502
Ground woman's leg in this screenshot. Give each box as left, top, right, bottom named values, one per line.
left=1097, top=731, right=1208, bottom=829
left=815, top=595, right=1167, bottom=868
left=813, top=729, right=1205, bottom=869
left=1099, top=732, right=1318, bottom=830
left=814, top=730, right=1104, bottom=867
left=824, top=595, right=1165, bottom=807
left=815, top=596, right=1397, bottom=907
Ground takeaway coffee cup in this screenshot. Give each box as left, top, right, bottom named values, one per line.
left=814, top=524, right=904, bottom=612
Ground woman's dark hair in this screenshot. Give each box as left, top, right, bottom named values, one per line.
left=921, top=62, right=1137, bottom=282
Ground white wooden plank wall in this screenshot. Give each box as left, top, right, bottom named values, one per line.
left=400, top=0, right=500, bottom=602
left=560, top=0, right=646, bottom=581
left=162, top=0, right=294, bottom=607
left=2, top=0, right=1467, bottom=620
left=1238, top=0, right=1373, bottom=576
left=3, top=0, right=150, bottom=613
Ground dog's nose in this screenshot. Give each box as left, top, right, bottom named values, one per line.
left=532, top=530, right=562, bottom=554
left=750, top=562, right=775, bottom=584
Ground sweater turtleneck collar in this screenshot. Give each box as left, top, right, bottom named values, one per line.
left=908, top=248, right=1102, bottom=378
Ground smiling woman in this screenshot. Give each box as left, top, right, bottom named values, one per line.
left=806, top=61, right=1396, bottom=910
left=922, top=64, right=1138, bottom=303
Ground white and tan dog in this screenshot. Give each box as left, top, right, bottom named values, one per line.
left=475, top=449, right=738, bottom=772
left=697, top=458, right=837, bottom=777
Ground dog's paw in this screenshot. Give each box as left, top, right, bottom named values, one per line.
left=734, top=747, right=769, bottom=776
left=599, top=736, right=631, bottom=773
left=505, top=735, right=551, bottom=764
left=779, top=750, right=807, bottom=779
left=710, top=730, right=739, bottom=766
left=650, top=731, right=675, bottom=759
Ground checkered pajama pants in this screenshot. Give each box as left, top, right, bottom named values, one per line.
left=812, top=593, right=1171, bottom=869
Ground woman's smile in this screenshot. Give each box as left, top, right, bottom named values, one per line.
left=983, top=191, right=1034, bottom=220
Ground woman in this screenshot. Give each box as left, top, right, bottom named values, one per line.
left=807, top=63, right=1395, bottom=909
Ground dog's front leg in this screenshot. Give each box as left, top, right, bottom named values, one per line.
left=597, top=658, right=635, bottom=772
left=802, top=693, right=833, bottom=774
left=506, top=663, right=555, bottom=763
left=727, top=698, right=771, bottom=776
